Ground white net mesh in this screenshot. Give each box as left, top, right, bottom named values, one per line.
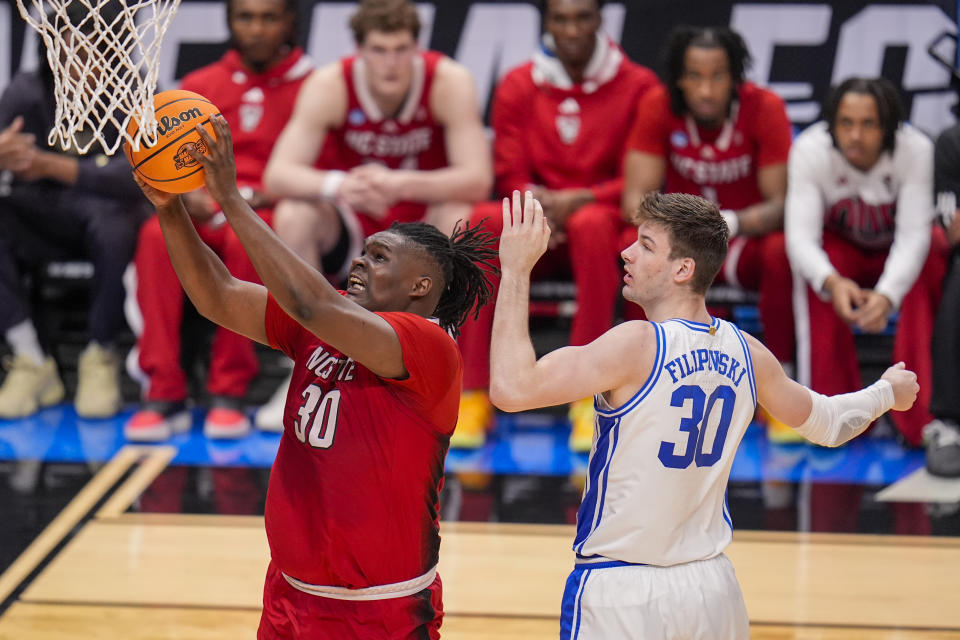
left=14, top=0, right=182, bottom=155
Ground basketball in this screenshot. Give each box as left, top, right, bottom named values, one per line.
left=124, top=89, right=220, bottom=193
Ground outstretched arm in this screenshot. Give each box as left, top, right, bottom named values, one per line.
left=490, top=191, right=651, bottom=411
left=192, top=116, right=407, bottom=379
left=133, top=178, right=268, bottom=346
left=748, top=333, right=918, bottom=446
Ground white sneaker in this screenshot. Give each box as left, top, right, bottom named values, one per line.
left=0, top=355, right=65, bottom=419
left=924, top=419, right=960, bottom=478
left=75, top=343, right=121, bottom=418
left=254, top=371, right=291, bottom=432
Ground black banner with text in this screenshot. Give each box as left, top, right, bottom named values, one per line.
left=1, top=0, right=957, bottom=133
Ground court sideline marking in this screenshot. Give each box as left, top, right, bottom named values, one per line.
left=0, top=445, right=175, bottom=610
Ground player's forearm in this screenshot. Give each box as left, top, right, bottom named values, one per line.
left=794, top=381, right=894, bottom=447
left=734, top=197, right=784, bottom=236
left=263, top=160, right=329, bottom=201
left=155, top=200, right=241, bottom=327
left=875, top=224, right=930, bottom=309
left=489, top=269, right=540, bottom=412
left=392, top=166, right=492, bottom=204
left=38, top=152, right=78, bottom=186
left=217, top=190, right=340, bottom=323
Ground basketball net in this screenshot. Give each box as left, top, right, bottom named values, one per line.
left=14, top=0, right=181, bottom=155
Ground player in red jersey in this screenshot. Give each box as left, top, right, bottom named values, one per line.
left=622, top=26, right=796, bottom=437
left=124, top=0, right=312, bottom=441
left=259, top=0, right=491, bottom=432
left=135, top=115, right=497, bottom=639
left=454, top=0, right=659, bottom=450
left=263, top=0, right=490, bottom=263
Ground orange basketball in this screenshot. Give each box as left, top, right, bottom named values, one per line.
left=124, top=89, right=220, bottom=194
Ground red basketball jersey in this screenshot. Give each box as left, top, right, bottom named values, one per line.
left=179, top=48, right=311, bottom=190
left=316, top=50, right=448, bottom=173
left=627, top=82, right=791, bottom=210
left=262, top=295, right=461, bottom=589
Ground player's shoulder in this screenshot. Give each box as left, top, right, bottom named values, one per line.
left=792, top=121, right=831, bottom=152
left=612, top=318, right=659, bottom=345
left=895, top=123, right=934, bottom=156
left=433, top=54, right=474, bottom=88
left=307, top=60, right=346, bottom=87
left=640, top=82, right=670, bottom=106
left=498, top=61, right=535, bottom=88
left=179, top=58, right=228, bottom=90
left=739, top=82, right=783, bottom=106
left=618, top=58, right=658, bottom=84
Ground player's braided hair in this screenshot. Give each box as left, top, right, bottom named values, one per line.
left=662, top=25, right=753, bottom=116
left=390, top=221, right=499, bottom=338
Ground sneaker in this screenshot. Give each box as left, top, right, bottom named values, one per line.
left=124, top=400, right=191, bottom=442
left=254, top=371, right=291, bottom=433
left=451, top=389, right=492, bottom=449
left=204, top=396, right=251, bottom=440
left=923, top=419, right=960, bottom=478
left=758, top=406, right=804, bottom=444
left=568, top=398, right=595, bottom=453
left=75, top=343, right=121, bottom=418
left=0, top=355, right=65, bottom=419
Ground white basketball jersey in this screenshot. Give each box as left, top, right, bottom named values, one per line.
left=574, top=317, right=757, bottom=567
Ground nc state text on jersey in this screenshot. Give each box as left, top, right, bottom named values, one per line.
left=306, top=346, right=356, bottom=382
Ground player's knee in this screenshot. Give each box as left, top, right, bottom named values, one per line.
left=274, top=200, right=325, bottom=245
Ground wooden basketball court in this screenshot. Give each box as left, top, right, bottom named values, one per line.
left=0, top=446, right=956, bottom=639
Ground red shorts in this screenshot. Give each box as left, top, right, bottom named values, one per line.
left=257, top=561, right=444, bottom=640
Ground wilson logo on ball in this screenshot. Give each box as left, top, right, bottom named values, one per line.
left=157, top=107, right=204, bottom=136
left=174, top=138, right=207, bottom=170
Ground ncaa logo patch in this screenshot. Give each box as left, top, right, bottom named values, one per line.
left=348, top=108, right=366, bottom=126
left=670, top=131, right=688, bottom=148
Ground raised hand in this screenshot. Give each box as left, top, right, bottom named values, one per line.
left=881, top=361, right=919, bottom=411
left=133, top=173, right=179, bottom=209
left=499, top=190, right=551, bottom=276
left=188, top=115, right=240, bottom=206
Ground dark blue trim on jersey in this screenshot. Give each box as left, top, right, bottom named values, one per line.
left=729, top=322, right=757, bottom=408
left=723, top=490, right=733, bottom=532
left=664, top=316, right=720, bottom=333
left=575, top=555, right=649, bottom=569
left=595, top=322, right=666, bottom=418
left=574, top=415, right=621, bottom=553
left=560, top=566, right=592, bottom=640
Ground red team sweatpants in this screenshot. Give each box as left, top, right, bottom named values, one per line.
left=258, top=562, right=444, bottom=640
left=458, top=200, right=626, bottom=390
left=133, top=210, right=273, bottom=402
left=795, top=230, right=948, bottom=445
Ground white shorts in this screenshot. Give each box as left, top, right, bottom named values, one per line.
left=560, top=555, right=749, bottom=639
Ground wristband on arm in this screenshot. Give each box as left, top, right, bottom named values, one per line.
left=320, top=170, right=346, bottom=201
left=720, top=209, right=740, bottom=237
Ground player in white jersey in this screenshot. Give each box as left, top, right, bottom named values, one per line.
left=490, top=190, right=920, bottom=639
left=785, top=77, right=948, bottom=451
